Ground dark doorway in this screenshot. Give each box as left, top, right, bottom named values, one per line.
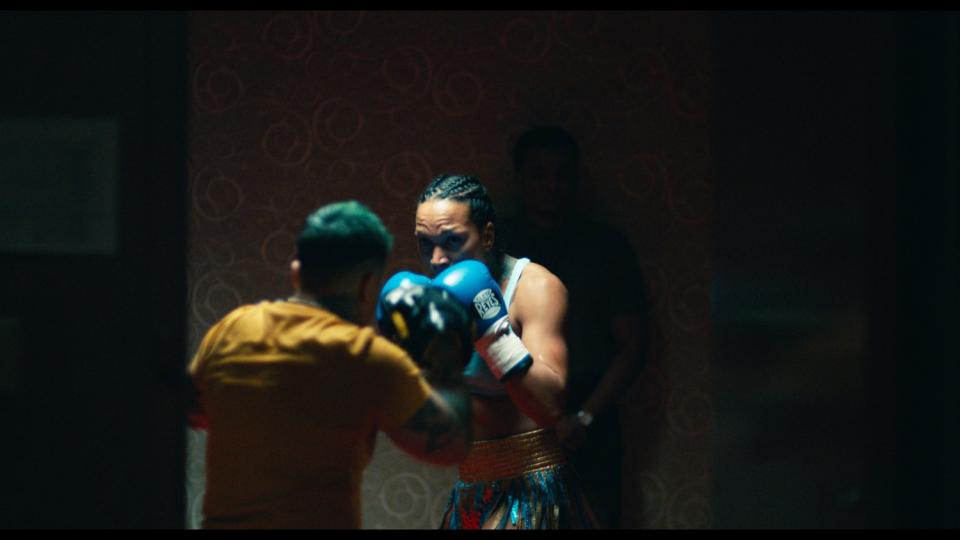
left=712, top=12, right=959, bottom=528
left=0, top=12, right=188, bottom=528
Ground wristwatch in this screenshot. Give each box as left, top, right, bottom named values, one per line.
left=575, top=409, right=594, bottom=428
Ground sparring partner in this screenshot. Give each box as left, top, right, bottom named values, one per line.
left=187, top=200, right=472, bottom=529
left=392, top=174, right=597, bottom=528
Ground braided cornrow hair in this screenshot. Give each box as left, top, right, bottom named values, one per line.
left=417, top=174, right=501, bottom=254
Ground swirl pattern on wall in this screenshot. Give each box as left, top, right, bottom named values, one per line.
left=186, top=10, right=714, bottom=529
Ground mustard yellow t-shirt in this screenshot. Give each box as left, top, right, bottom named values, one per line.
left=188, top=300, right=431, bottom=529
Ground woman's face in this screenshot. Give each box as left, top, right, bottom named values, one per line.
left=414, top=198, right=488, bottom=277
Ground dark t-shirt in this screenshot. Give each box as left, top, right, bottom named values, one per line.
left=500, top=214, right=647, bottom=414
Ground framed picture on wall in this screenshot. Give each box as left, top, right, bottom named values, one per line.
left=0, top=117, right=118, bottom=255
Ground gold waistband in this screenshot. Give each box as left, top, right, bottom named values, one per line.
left=458, top=429, right=567, bottom=483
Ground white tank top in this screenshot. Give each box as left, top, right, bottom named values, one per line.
left=462, top=257, right=531, bottom=396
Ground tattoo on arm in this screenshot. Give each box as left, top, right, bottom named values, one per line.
left=401, top=391, right=470, bottom=454
left=438, top=389, right=472, bottom=435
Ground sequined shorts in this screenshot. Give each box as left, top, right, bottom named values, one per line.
left=440, top=429, right=597, bottom=529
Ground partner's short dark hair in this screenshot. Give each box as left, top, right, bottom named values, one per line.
left=296, top=200, right=393, bottom=288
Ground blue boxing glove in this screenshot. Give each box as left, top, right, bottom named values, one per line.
left=434, top=260, right=532, bottom=381
left=376, top=270, right=432, bottom=327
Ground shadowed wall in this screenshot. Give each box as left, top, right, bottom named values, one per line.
left=712, top=12, right=959, bottom=528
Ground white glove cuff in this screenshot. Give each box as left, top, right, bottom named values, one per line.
left=475, top=316, right=531, bottom=380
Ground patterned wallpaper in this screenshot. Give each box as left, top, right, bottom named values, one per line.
left=185, top=10, right=714, bottom=529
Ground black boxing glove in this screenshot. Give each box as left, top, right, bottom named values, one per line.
left=377, top=282, right=476, bottom=385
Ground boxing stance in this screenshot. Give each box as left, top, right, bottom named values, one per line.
left=187, top=201, right=472, bottom=528
left=378, top=175, right=597, bottom=529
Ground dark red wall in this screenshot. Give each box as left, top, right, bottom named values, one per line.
left=187, top=11, right=715, bottom=528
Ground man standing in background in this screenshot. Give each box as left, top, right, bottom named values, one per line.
left=500, top=126, right=648, bottom=528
